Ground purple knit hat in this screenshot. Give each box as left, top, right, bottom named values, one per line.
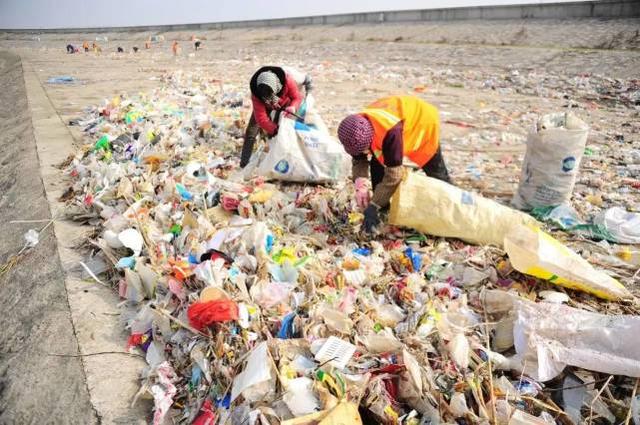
left=337, top=114, right=374, bottom=156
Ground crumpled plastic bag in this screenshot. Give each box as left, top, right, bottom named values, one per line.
left=595, top=207, right=640, bottom=244
left=151, top=361, right=177, bottom=425
left=231, top=342, right=276, bottom=403
left=511, top=299, right=640, bottom=381
left=282, top=377, right=320, bottom=416
left=24, top=229, right=39, bottom=248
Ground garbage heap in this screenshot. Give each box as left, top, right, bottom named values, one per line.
left=63, top=71, right=640, bottom=424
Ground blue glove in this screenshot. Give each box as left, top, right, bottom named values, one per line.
left=363, top=204, right=380, bottom=233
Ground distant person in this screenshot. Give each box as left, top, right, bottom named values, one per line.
left=133, top=46, right=139, bottom=53
left=92, top=42, right=102, bottom=53
left=172, top=41, right=179, bottom=56
left=117, top=47, right=124, bottom=53
left=194, top=40, right=202, bottom=51
left=66, top=44, right=76, bottom=54
left=337, top=95, right=451, bottom=232
left=82, top=41, right=89, bottom=52
left=240, top=66, right=321, bottom=167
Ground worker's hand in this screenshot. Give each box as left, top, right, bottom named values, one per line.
left=354, top=177, right=371, bottom=209
left=363, top=204, right=380, bottom=233
left=283, top=106, right=296, bottom=118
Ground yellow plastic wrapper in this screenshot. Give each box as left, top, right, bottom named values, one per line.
left=281, top=402, right=362, bottom=425
left=504, top=224, right=632, bottom=301
left=249, top=190, right=274, bottom=204
left=389, top=172, right=536, bottom=247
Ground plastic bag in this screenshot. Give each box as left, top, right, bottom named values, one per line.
left=512, top=113, right=589, bottom=210
left=187, top=300, right=239, bottom=330
left=512, top=299, right=640, bottom=381
left=504, top=224, right=631, bottom=300
left=231, top=342, right=275, bottom=403
left=595, top=207, right=640, bottom=244
left=24, top=229, right=39, bottom=248
left=247, top=116, right=350, bottom=183
left=389, top=172, right=536, bottom=247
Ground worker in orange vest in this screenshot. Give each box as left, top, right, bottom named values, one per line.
left=82, top=41, right=89, bottom=52
left=337, top=95, right=451, bottom=232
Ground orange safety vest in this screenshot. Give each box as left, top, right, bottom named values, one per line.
left=361, top=96, right=440, bottom=167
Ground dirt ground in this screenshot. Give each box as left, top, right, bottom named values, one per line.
left=0, top=17, right=638, bottom=422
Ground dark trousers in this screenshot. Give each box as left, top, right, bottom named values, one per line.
left=240, top=114, right=260, bottom=168
left=240, top=110, right=282, bottom=168
left=370, top=145, right=451, bottom=190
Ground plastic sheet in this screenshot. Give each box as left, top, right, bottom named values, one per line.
left=512, top=298, right=640, bottom=381
left=595, top=207, right=640, bottom=244
left=504, top=224, right=632, bottom=300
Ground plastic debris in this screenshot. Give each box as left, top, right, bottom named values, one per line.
left=505, top=224, right=632, bottom=300
left=595, top=206, right=640, bottom=244
left=24, top=229, right=39, bottom=248
left=47, top=75, right=75, bottom=84
left=58, top=69, right=639, bottom=424
left=314, top=336, right=356, bottom=370
left=511, top=298, right=640, bottom=381
left=118, top=228, right=143, bottom=256
left=230, top=342, right=275, bottom=403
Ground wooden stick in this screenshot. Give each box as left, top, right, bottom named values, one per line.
left=149, top=304, right=211, bottom=338
left=624, top=378, right=639, bottom=425
left=537, top=392, right=575, bottom=425
left=588, top=375, right=613, bottom=425
left=482, top=312, right=498, bottom=425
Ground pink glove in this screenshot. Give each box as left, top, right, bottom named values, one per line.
left=283, top=106, right=296, bottom=118
left=354, top=177, right=371, bottom=209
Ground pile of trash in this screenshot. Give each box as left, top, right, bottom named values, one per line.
left=62, top=71, right=640, bottom=424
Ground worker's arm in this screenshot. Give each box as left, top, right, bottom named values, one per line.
left=251, top=95, right=277, bottom=136
left=351, top=154, right=369, bottom=182
left=285, top=76, right=303, bottom=111
left=370, top=122, right=404, bottom=208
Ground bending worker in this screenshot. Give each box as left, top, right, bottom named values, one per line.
left=337, top=95, right=451, bottom=232
left=240, top=66, right=317, bottom=168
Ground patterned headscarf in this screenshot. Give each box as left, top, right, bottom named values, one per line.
left=256, top=71, right=283, bottom=104
left=337, top=114, right=374, bottom=156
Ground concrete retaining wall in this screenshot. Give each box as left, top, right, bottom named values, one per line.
left=3, top=0, right=639, bottom=33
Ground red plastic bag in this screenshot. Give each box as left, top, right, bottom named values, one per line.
left=192, top=399, right=215, bottom=425
left=188, top=300, right=239, bottom=330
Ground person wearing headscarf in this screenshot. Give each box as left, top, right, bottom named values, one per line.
left=337, top=95, right=451, bottom=232
left=240, top=66, right=315, bottom=168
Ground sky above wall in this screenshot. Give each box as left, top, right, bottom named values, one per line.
left=0, top=0, right=578, bottom=29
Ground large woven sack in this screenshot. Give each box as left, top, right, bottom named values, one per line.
left=512, top=113, right=589, bottom=210
left=389, top=172, right=536, bottom=247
